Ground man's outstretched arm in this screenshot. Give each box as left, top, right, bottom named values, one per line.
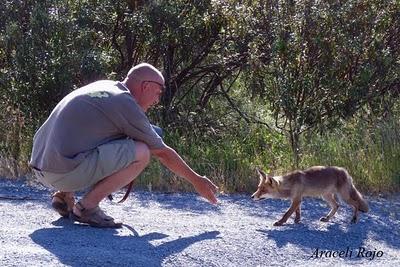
left=150, top=145, right=219, bottom=204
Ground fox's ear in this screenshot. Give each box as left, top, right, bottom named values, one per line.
left=256, top=167, right=267, bottom=184
left=269, top=176, right=279, bottom=189
left=256, top=167, right=267, bottom=177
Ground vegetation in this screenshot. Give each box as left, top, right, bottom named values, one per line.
left=1, top=0, right=399, bottom=193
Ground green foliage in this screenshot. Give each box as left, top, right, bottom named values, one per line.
left=136, top=120, right=290, bottom=193
left=245, top=0, right=400, bottom=166
left=0, top=0, right=399, bottom=194
left=301, top=111, right=400, bottom=193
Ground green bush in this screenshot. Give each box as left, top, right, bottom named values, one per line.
left=134, top=122, right=291, bottom=193
left=301, top=114, right=400, bottom=193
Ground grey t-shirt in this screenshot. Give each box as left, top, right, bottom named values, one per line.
left=30, top=80, right=166, bottom=173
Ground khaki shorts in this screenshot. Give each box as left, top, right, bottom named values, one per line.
left=34, top=138, right=136, bottom=191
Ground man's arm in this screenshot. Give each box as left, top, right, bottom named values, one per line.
left=150, top=145, right=218, bottom=204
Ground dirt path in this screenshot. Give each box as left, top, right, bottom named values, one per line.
left=0, top=178, right=399, bottom=266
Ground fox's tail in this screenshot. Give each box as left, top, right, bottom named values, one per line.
left=350, top=186, right=369, bottom=213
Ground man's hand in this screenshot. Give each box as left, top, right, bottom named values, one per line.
left=151, top=146, right=219, bottom=204
left=192, top=176, right=219, bottom=204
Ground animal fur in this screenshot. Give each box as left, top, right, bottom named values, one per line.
left=251, top=166, right=369, bottom=226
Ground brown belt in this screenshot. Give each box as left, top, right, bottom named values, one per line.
left=31, top=166, right=42, bottom=171
left=107, top=180, right=134, bottom=203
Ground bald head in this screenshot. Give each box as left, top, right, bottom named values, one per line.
left=122, top=63, right=165, bottom=112
left=125, top=63, right=164, bottom=86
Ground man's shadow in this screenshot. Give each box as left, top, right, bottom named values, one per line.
left=30, top=218, right=220, bottom=267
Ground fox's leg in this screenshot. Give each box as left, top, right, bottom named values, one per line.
left=294, top=205, right=301, bottom=223
left=274, top=198, right=301, bottom=226
left=320, top=193, right=339, bottom=222
left=341, top=193, right=360, bottom=223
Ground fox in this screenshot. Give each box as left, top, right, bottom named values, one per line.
left=251, top=166, right=369, bottom=226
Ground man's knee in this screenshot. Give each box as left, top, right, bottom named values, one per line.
left=135, top=142, right=151, bottom=165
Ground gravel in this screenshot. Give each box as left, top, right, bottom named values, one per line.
left=0, top=177, right=399, bottom=267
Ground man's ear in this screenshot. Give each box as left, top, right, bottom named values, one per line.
left=141, top=81, right=149, bottom=91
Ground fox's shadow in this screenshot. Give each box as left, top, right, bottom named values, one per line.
left=30, top=218, right=220, bottom=267
left=256, top=197, right=400, bottom=262
left=258, top=223, right=364, bottom=249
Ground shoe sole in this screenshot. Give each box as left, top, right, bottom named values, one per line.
left=69, top=211, right=123, bottom=229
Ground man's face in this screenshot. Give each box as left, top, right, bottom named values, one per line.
left=141, top=81, right=164, bottom=111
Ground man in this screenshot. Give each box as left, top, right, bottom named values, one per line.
left=30, top=63, right=219, bottom=228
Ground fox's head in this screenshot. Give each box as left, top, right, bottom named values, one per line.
left=251, top=168, right=280, bottom=200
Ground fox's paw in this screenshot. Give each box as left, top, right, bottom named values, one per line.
left=273, top=221, right=284, bottom=226
left=350, top=217, right=358, bottom=224
left=319, top=217, right=330, bottom=222
left=294, top=217, right=301, bottom=224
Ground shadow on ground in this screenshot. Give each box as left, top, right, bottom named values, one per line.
left=30, top=218, right=220, bottom=267
left=256, top=198, right=400, bottom=263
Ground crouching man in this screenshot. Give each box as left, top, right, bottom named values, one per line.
left=30, top=63, right=218, bottom=228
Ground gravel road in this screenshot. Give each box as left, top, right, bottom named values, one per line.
left=0, top=178, right=399, bottom=266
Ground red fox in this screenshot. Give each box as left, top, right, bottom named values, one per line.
left=251, top=166, right=369, bottom=226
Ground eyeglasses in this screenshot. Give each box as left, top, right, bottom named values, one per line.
left=141, top=80, right=165, bottom=93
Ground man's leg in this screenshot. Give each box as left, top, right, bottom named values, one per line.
left=73, top=142, right=150, bottom=215
left=51, top=191, right=75, bottom=217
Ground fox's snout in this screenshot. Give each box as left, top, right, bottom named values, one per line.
left=251, top=192, right=260, bottom=200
